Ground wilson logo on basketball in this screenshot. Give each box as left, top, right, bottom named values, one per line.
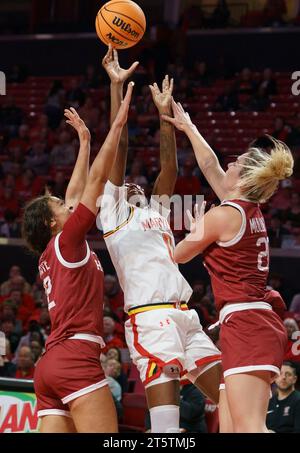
left=112, top=16, right=140, bottom=39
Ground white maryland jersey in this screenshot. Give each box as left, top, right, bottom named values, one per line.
left=99, top=181, right=192, bottom=312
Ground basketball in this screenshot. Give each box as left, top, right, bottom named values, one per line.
left=95, top=0, right=146, bottom=50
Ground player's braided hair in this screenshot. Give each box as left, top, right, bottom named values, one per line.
left=22, top=195, right=53, bottom=255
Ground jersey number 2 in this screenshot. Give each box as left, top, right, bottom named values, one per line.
left=43, top=276, right=56, bottom=311
left=256, top=237, right=269, bottom=272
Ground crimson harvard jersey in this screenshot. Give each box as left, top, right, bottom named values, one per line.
left=39, top=233, right=104, bottom=350
left=203, top=200, right=284, bottom=312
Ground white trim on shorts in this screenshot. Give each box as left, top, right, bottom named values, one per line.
left=224, top=365, right=280, bottom=378
left=54, top=232, right=90, bottom=268
left=219, top=383, right=226, bottom=391
left=219, top=301, right=272, bottom=324
left=68, top=333, right=105, bottom=348
left=37, top=409, right=72, bottom=418
left=61, top=379, right=108, bottom=405
left=217, top=201, right=247, bottom=247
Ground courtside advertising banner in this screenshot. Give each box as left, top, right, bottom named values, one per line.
left=0, top=391, right=39, bottom=433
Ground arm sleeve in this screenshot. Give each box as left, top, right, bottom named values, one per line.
left=59, top=203, right=96, bottom=263
left=99, top=180, right=130, bottom=234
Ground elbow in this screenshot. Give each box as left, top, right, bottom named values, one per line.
left=174, top=250, right=189, bottom=264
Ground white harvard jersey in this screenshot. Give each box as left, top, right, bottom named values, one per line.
left=99, top=181, right=192, bottom=312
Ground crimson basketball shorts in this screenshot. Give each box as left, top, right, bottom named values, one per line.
left=220, top=304, right=287, bottom=381
left=125, top=305, right=221, bottom=388
left=34, top=339, right=108, bottom=418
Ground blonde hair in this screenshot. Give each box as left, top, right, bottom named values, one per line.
left=238, top=136, right=294, bottom=203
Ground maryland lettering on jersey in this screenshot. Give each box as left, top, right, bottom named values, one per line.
left=249, top=217, right=266, bottom=234
left=141, top=216, right=170, bottom=232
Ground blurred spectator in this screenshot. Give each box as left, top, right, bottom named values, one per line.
left=0, top=317, right=21, bottom=353
left=0, top=96, right=23, bottom=132
left=288, top=113, right=300, bottom=147
left=0, top=266, right=31, bottom=296
left=267, top=362, right=300, bottom=433
left=209, top=0, right=230, bottom=28
left=0, top=187, right=19, bottom=220
left=14, top=328, right=45, bottom=363
left=50, top=131, right=75, bottom=167
left=282, top=226, right=300, bottom=250
left=0, top=338, right=17, bottom=378
left=15, top=346, right=35, bottom=379
left=7, top=64, right=27, bottom=83
left=106, top=347, right=122, bottom=363
left=213, top=85, right=239, bottom=112
left=267, top=215, right=290, bottom=248
left=30, top=339, right=44, bottom=363
left=26, top=142, right=50, bottom=176
left=104, top=357, right=128, bottom=393
left=290, top=295, right=300, bottom=320
left=175, top=157, right=201, bottom=196
left=272, top=116, right=289, bottom=142
left=234, top=68, right=257, bottom=96
left=45, top=80, right=65, bottom=130
left=190, top=61, right=212, bottom=87
left=180, top=4, right=206, bottom=31
left=263, top=0, right=287, bottom=26
left=283, top=193, right=300, bottom=230
left=0, top=300, right=22, bottom=335
left=125, top=159, right=148, bottom=188
left=81, top=64, right=101, bottom=90
left=258, top=68, right=278, bottom=96
left=103, top=316, right=126, bottom=353
left=66, top=78, right=85, bottom=109
left=104, top=275, right=124, bottom=318
left=0, top=210, right=21, bottom=238
left=246, top=85, right=270, bottom=112
left=145, top=380, right=207, bottom=433
left=78, top=97, right=100, bottom=130
left=283, top=318, right=300, bottom=364
left=103, top=358, right=123, bottom=420
left=7, top=124, right=30, bottom=154
left=47, top=170, right=68, bottom=199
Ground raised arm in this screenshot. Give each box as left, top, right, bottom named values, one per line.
left=64, top=108, right=91, bottom=210
left=151, top=75, right=178, bottom=200
left=80, top=82, right=134, bottom=215
left=102, top=45, right=138, bottom=186
left=162, top=101, right=227, bottom=201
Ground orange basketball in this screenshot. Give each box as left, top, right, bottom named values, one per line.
left=95, top=0, right=146, bottom=50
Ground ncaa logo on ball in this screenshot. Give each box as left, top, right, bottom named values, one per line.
left=105, top=32, right=127, bottom=48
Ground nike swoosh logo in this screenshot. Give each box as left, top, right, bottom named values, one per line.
left=267, top=410, right=274, bottom=414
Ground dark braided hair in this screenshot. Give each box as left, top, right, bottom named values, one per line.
left=22, top=195, right=53, bottom=255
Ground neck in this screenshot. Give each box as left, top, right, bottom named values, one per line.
left=277, top=387, right=294, bottom=400
left=223, top=189, right=243, bottom=201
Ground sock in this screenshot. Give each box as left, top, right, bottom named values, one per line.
left=149, top=405, right=180, bottom=433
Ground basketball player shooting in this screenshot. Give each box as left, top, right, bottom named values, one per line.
left=162, top=101, right=294, bottom=432
left=100, top=45, right=222, bottom=433
left=22, top=82, right=134, bottom=433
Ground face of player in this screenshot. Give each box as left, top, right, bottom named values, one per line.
left=48, top=197, right=72, bottom=232
left=224, top=153, right=247, bottom=191
left=275, top=365, right=297, bottom=392
left=125, top=183, right=148, bottom=208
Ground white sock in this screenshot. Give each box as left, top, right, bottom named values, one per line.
left=149, top=405, right=180, bottom=433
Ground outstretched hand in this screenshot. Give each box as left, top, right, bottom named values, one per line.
left=161, top=99, right=194, bottom=132
left=149, top=75, right=174, bottom=115
left=64, top=107, right=91, bottom=141
left=102, top=44, right=139, bottom=84
left=114, top=82, right=135, bottom=128
left=186, top=201, right=207, bottom=235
